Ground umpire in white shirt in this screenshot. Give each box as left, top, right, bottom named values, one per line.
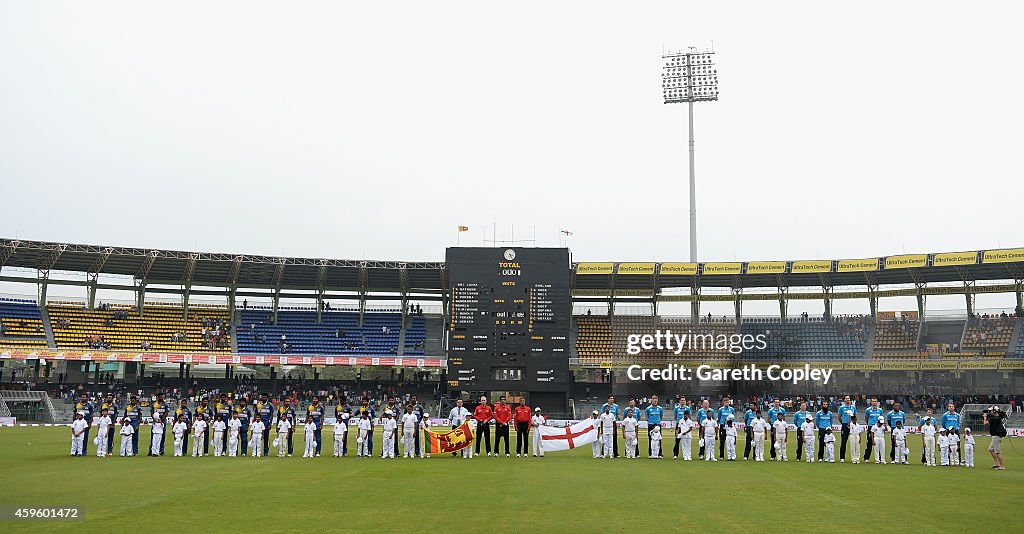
left=448, top=399, right=471, bottom=457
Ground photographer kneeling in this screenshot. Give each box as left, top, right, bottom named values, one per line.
left=983, top=406, right=1007, bottom=470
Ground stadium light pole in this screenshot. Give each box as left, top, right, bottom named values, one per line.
left=662, top=47, right=718, bottom=262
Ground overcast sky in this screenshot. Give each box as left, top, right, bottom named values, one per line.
left=1, top=2, right=1021, bottom=313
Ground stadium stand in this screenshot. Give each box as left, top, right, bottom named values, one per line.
left=0, top=298, right=49, bottom=348
left=235, top=308, right=410, bottom=355
left=575, top=315, right=612, bottom=364
left=961, top=314, right=1017, bottom=356
left=47, top=302, right=231, bottom=352
left=1013, top=323, right=1024, bottom=357
left=740, top=316, right=869, bottom=360
left=872, top=315, right=920, bottom=353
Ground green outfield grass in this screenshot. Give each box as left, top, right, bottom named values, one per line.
left=0, top=427, right=1022, bottom=533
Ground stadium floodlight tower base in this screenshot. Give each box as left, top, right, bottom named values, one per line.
left=662, top=47, right=719, bottom=262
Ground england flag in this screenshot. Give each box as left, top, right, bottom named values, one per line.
left=539, top=419, right=598, bottom=452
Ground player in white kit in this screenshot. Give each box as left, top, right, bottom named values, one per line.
left=590, top=411, right=602, bottom=459
left=892, top=421, right=908, bottom=464
left=277, top=416, right=292, bottom=457
left=302, top=415, right=317, bottom=458
left=622, top=409, right=638, bottom=459
left=750, top=412, right=769, bottom=462
left=118, top=417, right=134, bottom=456
left=150, top=415, right=164, bottom=456
left=381, top=411, right=397, bottom=459
left=250, top=416, right=266, bottom=457
left=192, top=416, right=207, bottom=457
left=95, top=409, right=113, bottom=457
left=920, top=417, right=937, bottom=466
left=947, top=427, right=960, bottom=466
left=725, top=416, right=738, bottom=460
left=357, top=412, right=372, bottom=457
left=531, top=408, right=546, bottom=457
left=938, top=429, right=950, bottom=466
left=848, top=415, right=863, bottom=464
left=677, top=413, right=694, bottom=460
left=212, top=415, right=227, bottom=457
left=599, top=407, right=616, bottom=459
left=770, top=414, right=786, bottom=459
left=401, top=407, right=418, bottom=458
left=227, top=412, right=241, bottom=457
left=824, top=428, right=836, bottom=463
left=333, top=415, right=347, bottom=457
left=649, top=425, right=662, bottom=458
left=963, top=428, right=975, bottom=467
left=871, top=418, right=887, bottom=464
left=70, top=413, right=88, bottom=456
left=172, top=415, right=187, bottom=456
left=800, top=416, right=816, bottom=463
left=701, top=412, right=718, bottom=461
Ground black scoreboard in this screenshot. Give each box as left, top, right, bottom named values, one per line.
left=445, top=247, right=571, bottom=395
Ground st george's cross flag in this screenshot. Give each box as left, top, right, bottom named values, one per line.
left=539, top=419, right=598, bottom=452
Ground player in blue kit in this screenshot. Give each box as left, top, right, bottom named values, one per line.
left=74, top=393, right=94, bottom=456
left=100, top=394, right=118, bottom=457
left=235, top=399, right=252, bottom=456
left=941, top=402, right=962, bottom=464
left=863, top=398, right=884, bottom=463
left=149, top=392, right=169, bottom=456
left=307, top=396, right=325, bottom=457
left=886, top=403, right=906, bottom=463
left=255, top=393, right=275, bottom=456
left=792, top=401, right=810, bottom=461
left=645, top=396, right=664, bottom=458
left=742, top=402, right=756, bottom=460
left=716, top=398, right=735, bottom=459
left=837, top=395, right=856, bottom=462
left=766, top=399, right=785, bottom=460
left=815, top=401, right=834, bottom=461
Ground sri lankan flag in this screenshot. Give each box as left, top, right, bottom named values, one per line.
left=424, top=421, right=474, bottom=454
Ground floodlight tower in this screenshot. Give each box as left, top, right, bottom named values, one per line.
left=662, top=48, right=718, bottom=262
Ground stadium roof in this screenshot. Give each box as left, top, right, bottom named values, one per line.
left=2, top=238, right=1022, bottom=295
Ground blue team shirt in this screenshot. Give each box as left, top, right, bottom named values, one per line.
left=793, top=410, right=810, bottom=428
left=717, top=406, right=735, bottom=424
left=815, top=410, right=834, bottom=429
left=940, top=412, right=961, bottom=431
left=124, top=404, right=141, bottom=428
left=744, top=409, right=756, bottom=426
left=885, top=410, right=905, bottom=427
left=235, top=407, right=251, bottom=429
left=601, top=403, right=620, bottom=419
left=865, top=406, right=884, bottom=426
left=674, top=405, right=691, bottom=422
left=696, top=407, right=716, bottom=424
left=645, top=405, right=664, bottom=425
left=838, top=403, right=856, bottom=424
left=767, top=406, right=786, bottom=425
left=74, top=401, right=94, bottom=423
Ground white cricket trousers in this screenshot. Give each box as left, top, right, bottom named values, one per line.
left=228, top=432, right=238, bottom=456
left=402, top=430, right=415, bottom=457
left=651, top=440, right=661, bottom=458
left=965, top=444, right=974, bottom=466
left=753, top=432, right=765, bottom=461
left=602, top=433, right=613, bottom=458
left=924, top=436, right=936, bottom=465
left=532, top=427, right=544, bottom=457
left=334, top=433, right=345, bottom=456
left=703, top=437, right=716, bottom=461
left=120, top=435, right=132, bottom=456
left=151, top=432, right=163, bottom=456
left=776, top=436, right=788, bottom=461
left=96, top=431, right=108, bottom=457
left=850, top=434, right=861, bottom=463
left=358, top=430, right=369, bottom=456
left=873, top=437, right=885, bottom=463
left=624, top=432, right=637, bottom=458
left=804, top=436, right=815, bottom=462
left=193, top=432, right=204, bottom=456
left=213, top=432, right=224, bottom=456
left=726, top=435, right=736, bottom=460
left=381, top=434, right=394, bottom=458
left=680, top=435, right=692, bottom=460
left=895, top=440, right=906, bottom=463
left=173, top=436, right=184, bottom=456
left=71, top=435, right=84, bottom=455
